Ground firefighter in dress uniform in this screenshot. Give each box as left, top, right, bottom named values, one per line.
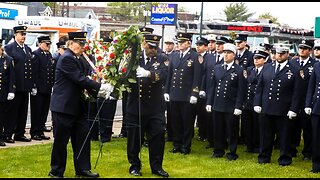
left=253, top=46, right=303, bottom=166
left=164, top=32, right=202, bottom=155
left=0, top=41, right=15, bottom=146
left=4, top=25, right=35, bottom=143
left=30, top=35, right=55, bottom=141
left=126, top=34, right=169, bottom=177
left=205, top=43, right=246, bottom=160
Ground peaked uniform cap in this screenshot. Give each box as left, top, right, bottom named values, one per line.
left=139, top=27, right=154, bottom=34
left=38, top=36, right=51, bottom=43
left=68, top=31, right=87, bottom=41
left=13, top=25, right=28, bottom=33
left=144, top=34, right=162, bottom=47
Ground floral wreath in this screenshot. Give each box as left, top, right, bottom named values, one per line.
left=84, top=25, right=143, bottom=99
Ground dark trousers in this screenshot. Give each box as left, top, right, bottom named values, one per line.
left=194, top=98, right=208, bottom=139
left=289, top=111, right=312, bottom=157
left=87, top=98, right=117, bottom=142
left=165, top=101, right=173, bottom=139
left=50, top=112, right=91, bottom=176
left=30, top=93, right=51, bottom=137
left=206, top=111, right=214, bottom=146
left=242, top=109, right=260, bottom=151
left=258, top=114, right=291, bottom=164
left=170, top=101, right=196, bottom=150
left=213, top=111, right=239, bottom=155
left=120, top=92, right=128, bottom=136
left=7, top=92, right=29, bottom=138
left=0, top=101, right=14, bottom=139
left=311, top=114, right=320, bottom=171
left=126, top=112, right=166, bottom=171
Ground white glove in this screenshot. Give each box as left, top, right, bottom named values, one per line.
left=234, top=108, right=242, bottom=116
left=304, top=107, right=312, bottom=115
left=164, top=93, right=170, bottom=102
left=98, top=83, right=114, bottom=98
left=109, top=96, right=117, bottom=100
left=199, top=91, right=206, bottom=98
left=254, top=106, right=262, bottom=114
left=31, top=88, right=37, bottom=96
left=7, top=93, right=15, bottom=100
left=206, top=105, right=212, bottom=112
left=190, top=96, right=197, bottom=104
left=287, top=110, right=297, bottom=119
left=136, top=66, right=150, bottom=78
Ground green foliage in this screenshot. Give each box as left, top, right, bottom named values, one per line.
left=0, top=130, right=320, bottom=178
left=223, top=2, right=254, bottom=22
left=259, top=12, right=280, bottom=25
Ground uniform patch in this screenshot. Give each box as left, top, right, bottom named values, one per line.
left=198, top=55, right=203, bottom=64
left=187, top=59, right=193, bottom=67
left=300, top=69, right=305, bottom=79
left=243, top=70, right=247, bottom=78
left=164, top=60, right=169, bottom=66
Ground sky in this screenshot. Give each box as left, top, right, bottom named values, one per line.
left=73, top=2, right=320, bottom=30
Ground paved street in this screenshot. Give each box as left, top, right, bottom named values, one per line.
left=0, top=99, right=124, bottom=149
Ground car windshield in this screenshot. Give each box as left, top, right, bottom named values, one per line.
left=24, top=34, right=38, bottom=46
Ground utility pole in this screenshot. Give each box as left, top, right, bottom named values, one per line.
left=199, top=2, right=204, bottom=38
left=61, top=2, right=65, bottom=17
left=53, top=2, right=56, bottom=16
left=66, top=2, right=70, bottom=17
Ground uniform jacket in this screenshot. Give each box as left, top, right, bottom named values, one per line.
left=201, top=52, right=223, bottom=94
left=243, top=66, right=261, bottom=110
left=291, top=57, right=317, bottom=110
left=127, top=52, right=168, bottom=116
left=253, top=61, right=302, bottom=116
left=32, top=48, right=56, bottom=94
left=5, top=40, right=35, bottom=92
left=236, top=49, right=254, bottom=70
left=165, top=48, right=202, bottom=102
left=50, top=49, right=101, bottom=116
left=305, top=62, right=320, bottom=115
left=206, top=61, right=247, bottom=113
left=0, top=55, right=15, bottom=102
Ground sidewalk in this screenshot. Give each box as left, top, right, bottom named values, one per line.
left=0, top=117, right=123, bottom=149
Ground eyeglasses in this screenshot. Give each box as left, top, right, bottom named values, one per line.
left=46, top=42, right=52, bottom=46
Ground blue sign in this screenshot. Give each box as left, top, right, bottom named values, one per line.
left=150, top=3, right=177, bottom=26
left=0, top=8, right=18, bottom=20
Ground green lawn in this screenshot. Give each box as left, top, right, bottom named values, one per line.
left=0, top=132, right=319, bottom=178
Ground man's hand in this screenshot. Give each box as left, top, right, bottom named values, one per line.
left=254, top=106, right=262, bottom=113
left=7, top=93, right=15, bottom=100
left=206, top=105, right=212, bottom=112
left=190, top=96, right=197, bottom=104
left=304, top=107, right=312, bottom=115
left=233, top=108, right=242, bottom=116
left=98, top=83, right=114, bottom=98
left=136, top=66, right=150, bottom=78
left=199, top=91, right=206, bottom=98
left=31, top=88, right=37, bottom=96
left=287, top=111, right=297, bottom=119
left=164, top=93, right=170, bottom=102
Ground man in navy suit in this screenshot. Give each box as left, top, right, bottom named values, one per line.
left=164, top=32, right=202, bottom=155
left=253, top=46, right=303, bottom=166
left=206, top=43, right=246, bottom=161
left=48, top=31, right=113, bottom=178
left=305, top=40, right=320, bottom=173
left=289, top=39, right=316, bottom=160
left=4, top=25, right=35, bottom=143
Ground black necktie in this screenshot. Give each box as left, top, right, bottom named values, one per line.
left=238, top=54, right=241, bottom=59
left=180, top=53, right=183, bottom=60
left=300, top=61, right=304, bottom=68
left=256, top=68, right=259, bottom=75
left=275, top=64, right=281, bottom=74
left=145, top=57, right=150, bottom=65
left=224, top=64, right=228, bottom=71
left=217, top=54, right=220, bottom=62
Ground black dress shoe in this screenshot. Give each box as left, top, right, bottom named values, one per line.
left=40, top=135, right=51, bottom=140
left=0, top=141, right=6, bottom=146
left=152, top=169, right=169, bottom=178
left=76, top=170, right=99, bottom=178
left=181, top=148, right=191, bottom=155
left=4, top=137, right=14, bottom=143
left=48, top=172, right=64, bottom=178
left=31, top=135, right=42, bottom=141
left=170, top=147, right=181, bottom=153
left=43, top=126, right=52, bottom=132
left=303, top=156, right=312, bottom=161
left=211, top=153, right=223, bottom=158
left=129, top=169, right=142, bottom=176
left=310, top=169, right=320, bottom=173
left=101, top=138, right=111, bottom=143
left=226, top=153, right=238, bottom=161
left=205, top=144, right=213, bottom=149
left=14, top=136, right=31, bottom=142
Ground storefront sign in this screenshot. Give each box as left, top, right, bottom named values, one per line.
left=0, top=8, right=18, bottom=20
left=150, top=3, right=177, bottom=26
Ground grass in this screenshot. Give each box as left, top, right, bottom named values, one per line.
left=0, top=130, right=320, bottom=178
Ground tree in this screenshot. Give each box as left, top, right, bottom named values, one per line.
left=258, top=12, right=280, bottom=25
left=42, top=2, right=60, bottom=16
left=107, top=2, right=156, bottom=22
left=223, top=2, right=254, bottom=22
